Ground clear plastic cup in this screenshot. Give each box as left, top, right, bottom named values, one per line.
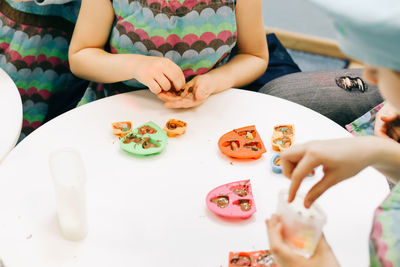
left=276, top=189, right=327, bottom=258
left=49, top=149, right=88, bottom=241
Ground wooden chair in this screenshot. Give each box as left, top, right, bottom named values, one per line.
left=265, top=27, right=363, bottom=69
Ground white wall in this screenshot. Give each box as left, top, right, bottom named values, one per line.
left=262, top=0, right=336, bottom=39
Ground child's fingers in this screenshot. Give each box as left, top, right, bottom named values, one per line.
left=281, top=156, right=296, bottom=180
left=164, top=98, right=200, bottom=108
left=304, top=172, right=338, bottom=208
left=266, top=215, right=283, bottom=245
left=194, top=84, right=211, bottom=101
left=154, top=74, right=172, bottom=92
left=281, top=144, right=307, bottom=164
left=381, top=115, right=398, bottom=122
left=288, top=153, right=320, bottom=203
left=281, top=145, right=307, bottom=180
left=374, top=118, right=390, bottom=138
left=157, top=91, right=180, bottom=102
left=266, top=215, right=293, bottom=259
left=164, top=67, right=185, bottom=91
left=147, top=79, right=162, bottom=94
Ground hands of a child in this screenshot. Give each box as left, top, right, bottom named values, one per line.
left=158, top=74, right=217, bottom=108
left=281, top=137, right=374, bottom=208
left=374, top=103, right=400, bottom=141
left=133, top=56, right=186, bottom=95
left=266, top=214, right=339, bottom=267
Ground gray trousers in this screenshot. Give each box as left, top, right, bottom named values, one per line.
left=259, top=69, right=383, bottom=127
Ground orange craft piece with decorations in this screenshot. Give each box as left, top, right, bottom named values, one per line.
left=229, top=250, right=277, bottom=267
left=112, top=121, right=132, bottom=138
left=163, top=119, right=187, bottom=137
left=218, top=125, right=266, bottom=159
left=271, top=124, right=295, bottom=152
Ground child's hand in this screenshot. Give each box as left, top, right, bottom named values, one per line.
left=281, top=137, right=374, bottom=207
left=134, top=56, right=186, bottom=95
left=159, top=74, right=217, bottom=108
left=266, top=214, right=339, bottom=267
left=374, top=103, right=400, bottom=141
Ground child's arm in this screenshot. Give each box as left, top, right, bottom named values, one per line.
left=163, top=0, right=268, bottom=108
left=205, top=0, right=269, bottom=91
left=68, top=0, right=185, bottom=94
left=281, top=136, right=400, bottom=208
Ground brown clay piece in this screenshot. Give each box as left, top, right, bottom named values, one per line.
left=138, top=125, right=157, bottom=135
left=123, top=135, right=158, bottom=149
left=273, top=157, right=281, bottom=166
left=230, top=253, right=252, bottom=266
left=244, top=142, right=262, bottom=152
left=234, top=199, right=252, bottom=212
left=211, top=195, right=229, bottom=208
left=223, top=140, right=240, bottom=151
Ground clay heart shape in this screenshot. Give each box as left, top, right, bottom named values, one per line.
left=218, top=125, right=266, bottom=159
left=229, top=250, right=277, bottom=267
left=120, top=121, right=168, bottom=156
left=206, top=180, right=256, bottom=219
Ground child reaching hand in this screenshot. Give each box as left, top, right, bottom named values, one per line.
left=266, top=0, right=400, bottom=266
left=68, top=0, right=268, bottom=108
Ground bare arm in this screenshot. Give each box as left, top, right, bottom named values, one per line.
left=371, top=138, right=400, bottom=184
left=69, top=0, right=126, bottom=83
left=281, top=136, right=400, bottom=208
left=68, top=0, right=185, bottom=93
left=207, top=0, right=269, bottom=93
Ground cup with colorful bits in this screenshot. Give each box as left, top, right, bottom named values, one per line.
left=276, top=189, right=327, bottom=258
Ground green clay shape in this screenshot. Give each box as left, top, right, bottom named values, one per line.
left=120, top=121, right=168, bottom=156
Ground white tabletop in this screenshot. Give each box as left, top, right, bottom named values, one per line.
left=0, top=68, right=22, bottom=163
left=0, top=89, right=389, bottom=267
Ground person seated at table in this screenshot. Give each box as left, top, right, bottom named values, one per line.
left=266, top=0, right=400, bottom=266
left=68, top=0, right=273, bottom=108
left=0, top=0, right=88, bottom=141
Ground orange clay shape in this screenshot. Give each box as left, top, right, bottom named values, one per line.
left=272, top=125, right=295, bottom=152
left=218, top=125, right=266, bottom=159
left=163, top=119, right=187, bottom=137
left=272, top=136, right=293, bottom=152
left=112, top=121, right=132, bottom=138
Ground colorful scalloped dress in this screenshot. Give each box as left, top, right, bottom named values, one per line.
left=369, top=182, right=400, bottom=266
left=0, top=0, right=87, bottom=141
left=78, top=0, right=238, bottom=105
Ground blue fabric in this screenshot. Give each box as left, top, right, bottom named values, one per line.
left=4, top=0, right=80, bottom=23
left=229, top=33, right=301, bottom=91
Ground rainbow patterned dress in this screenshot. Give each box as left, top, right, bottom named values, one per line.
left=369, top=182, right=400, bottom=266
left=0, top=0, right=86, bottom=141
left=78, top=0, right=237, bottom=104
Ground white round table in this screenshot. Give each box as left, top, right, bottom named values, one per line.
left=0, top=89, right=389, bottom=267
left=0, top=68, right=22, bottom=163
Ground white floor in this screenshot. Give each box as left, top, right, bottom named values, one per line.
left=262, top=0, right=336, bottom=39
